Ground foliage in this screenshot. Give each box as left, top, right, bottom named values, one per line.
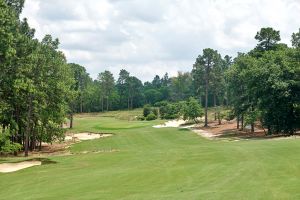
left=181, top=97, right=204, bottom=122
left=0, top=129, right=22, bottom=154
left=226, top=28, right=300, bottom=134
left=291, top=28, right=300, bottom=48
left=146, top=112, right=157, bottom=121
left=143, top=104, right=152, bottom=117
left=0, top=0, right=74, bottom=156
left=136, top=115, right=145, bottom=121
left=159, top=102, right=182, bottom=119
left=143, top=104, right=158, bottom=120
left=255, top=27, right=281, bottom=51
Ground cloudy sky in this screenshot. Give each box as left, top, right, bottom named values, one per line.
left=21, top=0, right=300, bottom=81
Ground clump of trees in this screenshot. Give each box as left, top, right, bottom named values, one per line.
left=181, top=97, right=204, bottom=123
left=0, top=0, right=75, bottom=155
left=143, top=98, right=203, bottom=122
left=227, top=27, right=300, bottom=135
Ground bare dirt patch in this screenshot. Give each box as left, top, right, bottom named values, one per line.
left=0, top=161, right=41, bottom=173
left=156, top=119, right=299, bottom=141
left=191, top=120, right=300, bottom=140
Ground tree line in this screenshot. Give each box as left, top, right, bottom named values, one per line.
left=72, top=27, right=299, bottom=135
left=0, top=0, right=74, bottom=155
left=0, top=0, right=299, bottom=156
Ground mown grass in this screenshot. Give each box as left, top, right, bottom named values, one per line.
left=1, top=110, right=300, bottom=199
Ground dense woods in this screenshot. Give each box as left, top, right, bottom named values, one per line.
left=0, top=0, right=299, bottom=156
left=0, top=0, right=74, bottom=155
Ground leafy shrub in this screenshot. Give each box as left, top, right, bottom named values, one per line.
left=225, top=110, right=235, bottom=121
left=143, top=104, right=159, bottom=118
left=159, top=102, right=182, bottom=119
left=143, top=104, right=151, bottom=117
left=0, top=129, right=22, bottom=154
left=181, top=97, right=204, bottom=122
left=154, top=101, right=168, bottom=107
left=146, top=112, right=157, bottom=121
left=137, top=115, right=145, bottom=121
left=152, top=108, right=158, bottom=117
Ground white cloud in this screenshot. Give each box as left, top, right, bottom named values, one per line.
left=21, top=0, right=300, bottom=81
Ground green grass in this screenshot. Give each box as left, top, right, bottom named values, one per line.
left=1, top=110, right=300, bottom=199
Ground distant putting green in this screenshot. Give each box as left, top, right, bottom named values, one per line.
left=1, top=111, right=300, bottom=199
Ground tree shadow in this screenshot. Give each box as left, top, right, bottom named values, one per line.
left=178, top=128, right=191, bottom=132
left=216, top=129, right=300, bottom=140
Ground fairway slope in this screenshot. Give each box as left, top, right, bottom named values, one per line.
left=1, top=113, right=300, bottom=199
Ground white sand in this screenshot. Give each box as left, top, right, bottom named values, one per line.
left=0, top=161, right=41, bottom=173
left=153, top=119, right=219, bottom=139
left=153, top=119, right=188, bottom=128
left=65, top=133, right=112, bottom=141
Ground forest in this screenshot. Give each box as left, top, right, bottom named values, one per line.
left=0, top=0, right=299, bottom=156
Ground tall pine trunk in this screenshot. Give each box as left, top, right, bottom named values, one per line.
left=25, top=96, right=32, bottom=157
left=127, top=97, right=130, bottom=110
left=251, top=105, right=254, bottom=133
left=218, top=112, right=221, bottom=125
left=214, top=94, right=217, bottom=121
left=241, top=114, right=244, bottom=131
left=70, top=113, right=73, bottom=129
left=204, top=77, right=208, bottom=127
left=237, top=115, right=240, bottom=129
left=101, top=96, right=104, bottom=112
left=199, top=96, right=202, bottom=106
left=80, top=96, right=83, bottom=113
left=106, top=97, right=109, bottom=111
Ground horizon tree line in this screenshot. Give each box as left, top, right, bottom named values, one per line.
left=0, top=0, right=299, bottom=156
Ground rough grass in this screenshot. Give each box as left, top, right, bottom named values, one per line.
left=1, top=110, right=300, bottom=199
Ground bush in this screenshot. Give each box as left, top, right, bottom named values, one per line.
left=181, top=97, right=204, bottom=122
left=0, top=129, right=22, bottom=154
left=225, top=110, right=235, bottom=121
left=137, top=115, right=145, bottom=121
left=154, top=101, right=168, bottom=107
left=143, top=104, right=151, bottom=117
left=152, top=108, right=158, bottom=117
left=160, top=102, right=181, bottom=119
left=146, top=112, right=157, bottom=121
left=143, top=104, right=159, bottom=118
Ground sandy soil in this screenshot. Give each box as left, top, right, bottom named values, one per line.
left=65, top=133, right=112, bottom=141
left=0, top=161, right=41, bottom=173
left=153, top=119, right=187, bottom=128
left=153, top=119, right=217, bottom=138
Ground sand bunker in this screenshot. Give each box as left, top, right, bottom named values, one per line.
left=65, top=133, right=112, bottom=141
left=0, top=161, right=41, bottom=173
left=153, top=119, right=188, bottom=128
left=153, top=119, right=219, bottom=139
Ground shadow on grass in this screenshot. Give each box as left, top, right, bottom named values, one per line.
left=215, top=129, right=300, bottom=141
left=178, top=128, right=191, bottom=132
left=2, top=158, right=57, bottom=165
left=36, top=158, right=57, bottom=165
